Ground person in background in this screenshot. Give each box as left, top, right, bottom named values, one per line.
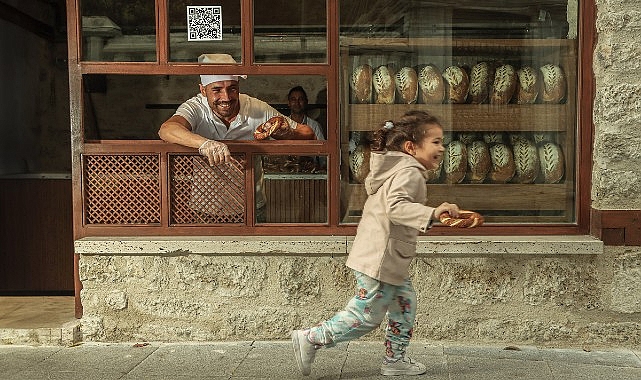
left=290, top=110, right=461, bottom=377
left=158, top=54, right=315, bottom=222
left=287, top=86, right=325, bottom=140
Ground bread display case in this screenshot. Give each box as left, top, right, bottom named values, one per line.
left=339, top=3, right=578, bottom=224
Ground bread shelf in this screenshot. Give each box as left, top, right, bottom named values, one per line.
left=344, top=104, right=570, bottom=132
left=340, top=36, right=577, bottom=225
left=342, top=183, right=575, bottom=224
left=340, top=37, right=578, bottom=51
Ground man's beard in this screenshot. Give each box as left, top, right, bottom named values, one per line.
left=213, top=100, right=238, bottom=118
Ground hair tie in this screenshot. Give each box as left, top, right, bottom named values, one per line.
left=384, top=121, right=394, bottom=129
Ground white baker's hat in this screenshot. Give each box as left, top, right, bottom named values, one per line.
left=198, top=53, right=247, bottom=86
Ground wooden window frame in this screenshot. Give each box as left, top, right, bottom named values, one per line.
left=65, top=0, right=595, bottom=239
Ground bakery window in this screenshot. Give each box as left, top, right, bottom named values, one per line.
left=339, top=0, right=581, bottom=225
left=68, top=0, right=593, bottom=237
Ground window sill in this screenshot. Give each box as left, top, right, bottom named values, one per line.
left=74, top=235, right=603, bottom=256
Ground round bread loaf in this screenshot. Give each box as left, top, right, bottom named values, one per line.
left=532, top=132, right=556, bottom=145
left=350, top=64, right=372, bottom=104
left=395, top=67, right=418, bottom=104
left=488, top=143, right=516, bottom=183
left=516, top=66, right=540, bottom=104
left=512, top=139, right=540, bottom=184
left=418, top=64, right=445, bottom=104
left=539, top=64, right=566, bottom=103
left=442, top=132, right=454, bottom=147
left=349, top=144, right=371, bottom=184
left=538, top=142, right=565, bottom=183
left=509, top=133, right=530, bottom=146
left=426, top=160, right=442, bottom=183
left=458, top=132, right=480, bottom=146
left=483, top=131, right=506, bottom=145
left=490, top=64, right=517, bottom=105
left=443, top=140, right=467, bottom=184
left=443, top=66, right=469, bottom=104
left=466, top=140, right=491, bottom=183
left=469, top=62, right=491, bottom=104
left=373, top=65, right=396, bottom=104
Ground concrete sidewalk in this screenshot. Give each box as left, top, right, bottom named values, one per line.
left=0, top=340, right=640, bottom=379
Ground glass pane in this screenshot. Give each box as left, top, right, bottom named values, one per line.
left=80, top=0, right=156, bottom=62
left=168, top=0, right=242, bottom=62
left=253, top=0, right=327, bottom=63
left=339, top=0, right=578, bottom=225
left=259, top=155, right=328, bottom=224
left=83, top=74, right=327, bottom=141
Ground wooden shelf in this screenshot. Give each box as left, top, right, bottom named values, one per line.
left=343, top=183, right=574, bottom=221
left=345, top=104, right=570, bottom=132
left=340, top=37, right=578, bottom=51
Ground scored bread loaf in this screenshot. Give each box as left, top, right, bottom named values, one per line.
left=512, top=138, right=540, bottom=184
left=538, top=142, right=565, bottom=183
left=458, top=132, right=480, bottom=146
left=532, top=132, right=556, bottom=145
left=466, top=140, right=491, bottom=183
left=443, top=66, right=469, bottom=104
left=443, top=140, right=468, bottom=184
left=490, top=64, right=517, bottom=105
left=516, top=66, right=540, bottom=104
left=418, top=64, right=445, bottom=104
left=349, top=143, right=371, bottom=184
left=483, top=131, right=506, bottom=145
left=488, top=143, right=515, bottom=183
left=395, top=67, right=418, bottom=104
left=350, top=64, right=372, bottom=104
left=539, top=64, right=566, bottom=103
left=373, top=65, right=396, bottom=104
left=469, top=62, right=492, bottom=104
left=426, top=160, right=443, bottom=183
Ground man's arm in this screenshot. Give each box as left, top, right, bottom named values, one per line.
left=159, top=115, right=230, bottom=165
left=158, top=115, right=207, bottom=148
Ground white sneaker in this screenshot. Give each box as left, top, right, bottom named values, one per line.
left=291, top=330, right=317, bottom=376
left=380, top=356, right=427, bottom=376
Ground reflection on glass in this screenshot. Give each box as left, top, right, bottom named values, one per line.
left=82, top=74, right=327, bottom=142
left=253, top=0, right=327, bottom=63
left=168, top=0, right=242, bottom=62
left=259, top=155, right=328, bottom=224
left=339, top=0, right=578, bottom=225
left=80, top=0, right=156, bottom=62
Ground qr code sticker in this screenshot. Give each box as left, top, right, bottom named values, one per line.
left=187, top=6, right=222, bottom=41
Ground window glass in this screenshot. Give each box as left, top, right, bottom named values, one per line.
left=80, top=0, right=156, bottom=62
left=168, top=0, right=242, bottom=62
left=339, top=0, right=578, bottom=224
left=82, top=73, right=327, bottom=141
left=253, top=0, right=327, bottom=63
left=258, top=155, right=328, bottom=224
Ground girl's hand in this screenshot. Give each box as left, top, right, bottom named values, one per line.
left=433, top=202, right=460, bottom=221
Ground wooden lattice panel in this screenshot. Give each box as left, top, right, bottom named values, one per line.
left=170, top=154, right=246, bottom=224
left=83, top=155, right=161, bottom=225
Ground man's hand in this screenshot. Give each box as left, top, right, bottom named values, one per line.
left=254, top=116, right=316, bottom=140
left=198, top=139, right=231, bottom=165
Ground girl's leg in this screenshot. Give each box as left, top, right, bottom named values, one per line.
left=382, top=277, right=417, bottom=360
left=307, top=271, right=393, bottom=347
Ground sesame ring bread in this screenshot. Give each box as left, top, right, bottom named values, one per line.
left=439, top=210, right=484, bottom=228
left=253, top=116, right=287, bottom=140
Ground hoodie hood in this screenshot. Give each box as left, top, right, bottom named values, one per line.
left=365, top=151, right=428, bottom=195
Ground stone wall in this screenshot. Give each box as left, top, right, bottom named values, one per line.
left=74, top=236, right=641, bottom=349
left=593, top=0, right=641, bottom=209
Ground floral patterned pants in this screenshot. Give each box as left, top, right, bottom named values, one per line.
left=307, top=270, right=417, bottom=360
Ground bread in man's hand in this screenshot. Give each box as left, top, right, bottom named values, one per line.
left=253, top=116, right=288, bottom=140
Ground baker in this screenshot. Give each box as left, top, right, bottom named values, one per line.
left=158, top=53, right=315, bottom=222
